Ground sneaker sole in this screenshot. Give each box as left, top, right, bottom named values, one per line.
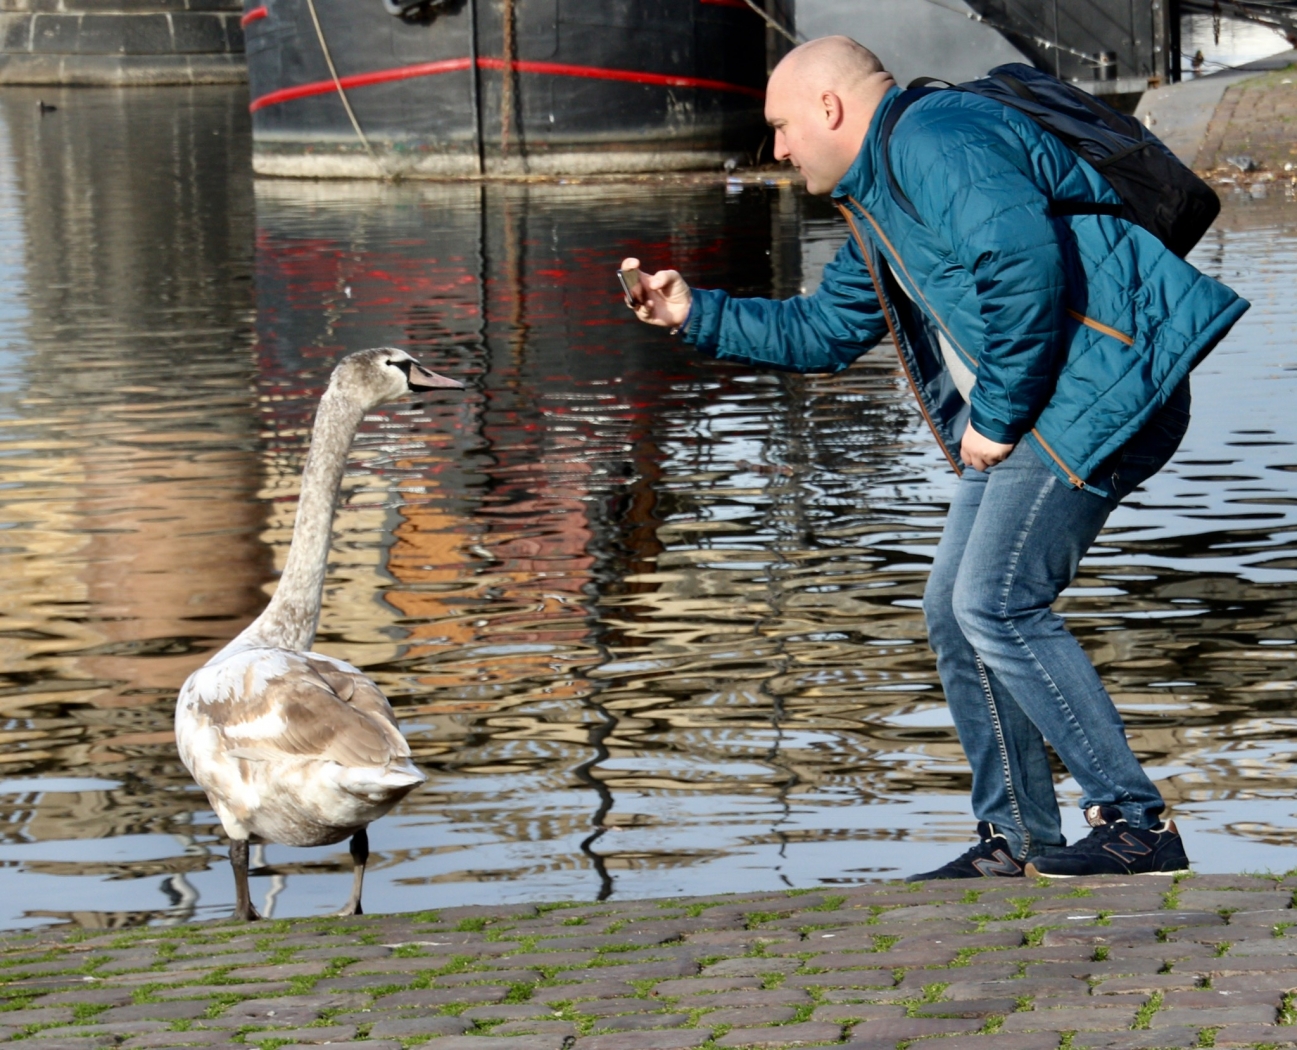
left=1024, top=863, right=1191, bottom=879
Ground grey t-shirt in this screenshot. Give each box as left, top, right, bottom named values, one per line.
left=898, top=281, right=976, bottom=403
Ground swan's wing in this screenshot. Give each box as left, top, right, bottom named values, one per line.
left=177, top=648, right=424, bottom=843
left=206, top=651, right=404, bottom=769
left=303, top=656, right=413, bottom=759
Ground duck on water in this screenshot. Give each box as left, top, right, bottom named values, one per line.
left=175, top=348, right=463, bottom=920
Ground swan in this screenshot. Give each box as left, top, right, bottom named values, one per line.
left=175, top=348, right=462, bottom=920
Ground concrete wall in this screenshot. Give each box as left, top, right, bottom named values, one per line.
left=0, top=0, right=244, bottom=84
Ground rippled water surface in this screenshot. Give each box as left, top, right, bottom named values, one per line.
left=1, top=87, right=1296, bottom=930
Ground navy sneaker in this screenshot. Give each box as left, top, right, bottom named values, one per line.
left=905, top=822, right=1028, bottom=882
left=1024, top=805, right=1190, bottom=878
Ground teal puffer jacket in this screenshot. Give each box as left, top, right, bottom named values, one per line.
left=682, top=85, right=1249, bottom=492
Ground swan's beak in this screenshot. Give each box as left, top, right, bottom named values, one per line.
left=408, top=364, right=463, bottom=390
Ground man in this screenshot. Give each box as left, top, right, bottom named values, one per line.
left=623, top=36, right=1247, bottom=880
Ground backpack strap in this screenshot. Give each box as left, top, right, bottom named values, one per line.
left=1048, top=199, right=1124, bottom=218
left=881, top=77, right=1127, bottom=228
left=990, top=68, right=1136, bottom=136
left=880, top=87, right=940, bottom=223
left=988, top=71, right=1038, bottom=103
left=977, top=72, right=1133, bottom=219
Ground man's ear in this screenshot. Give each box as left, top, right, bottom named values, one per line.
left=820, top=90, right=845, bottom=130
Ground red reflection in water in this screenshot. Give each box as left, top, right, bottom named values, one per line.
left=250, top=186, right=778, bottom=701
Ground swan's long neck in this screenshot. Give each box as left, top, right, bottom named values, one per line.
left=230, top=387, right=365, bottom=654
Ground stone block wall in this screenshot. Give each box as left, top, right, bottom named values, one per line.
left=0, top=0, right=245, bottom=84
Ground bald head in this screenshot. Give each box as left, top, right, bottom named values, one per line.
left=771, top=36, right=885, bottom=99
left=765, top=35, right=895, bottom=194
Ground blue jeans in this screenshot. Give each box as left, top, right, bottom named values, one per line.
left=923, top=382, right=1191, bottom=859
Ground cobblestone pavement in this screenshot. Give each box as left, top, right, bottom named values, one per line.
left=1197, top=63, right=1297, bottom=175
left=5, top=874, right=1297, bottom=1050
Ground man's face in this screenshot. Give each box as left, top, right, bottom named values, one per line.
left=765, top=71, right=842, bottom=195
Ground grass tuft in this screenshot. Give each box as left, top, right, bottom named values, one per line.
left=627, top=979, right=659, bottom=1000
left=1024, top=926, right=1059, bottom=948
left=1132, top=990, right=1164, bottom=1030
left=1002, top=898, right=1036, bottom=921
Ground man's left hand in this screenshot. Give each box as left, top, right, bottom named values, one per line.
left=961, top=425, right=1015, bottom=472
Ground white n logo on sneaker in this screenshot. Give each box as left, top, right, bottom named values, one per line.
left=1104, top=833, right=1153, bottom=865
left=973, top=849, right=1021, bottom=877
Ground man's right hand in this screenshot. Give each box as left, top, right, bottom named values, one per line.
left=621, top=257, right=692, bottom=330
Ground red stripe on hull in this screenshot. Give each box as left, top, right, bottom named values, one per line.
left=249, top=56, right=764, bottom=112
left=240, top=5, right=267, bottom=25
left=250, top=57, right=472, bottom=111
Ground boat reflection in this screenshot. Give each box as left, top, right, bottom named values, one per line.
left=245, top=178, right=856, bottom=906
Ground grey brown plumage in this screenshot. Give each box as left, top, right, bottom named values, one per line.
left=175, top=348, right=462, bottom=919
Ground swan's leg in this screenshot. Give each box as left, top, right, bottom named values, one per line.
left=230, top=839, right=261, bottom=922
left=333, top=828, right=368, bottom=917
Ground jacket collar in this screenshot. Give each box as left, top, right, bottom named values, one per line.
left=831, top=84, right=903, bottom=204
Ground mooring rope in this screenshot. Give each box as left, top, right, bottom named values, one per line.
left=303, top=0, right=388, bottom=177
left=739, top=0, right=801, bottom=44
left=501, top=0, right=517, bottom=163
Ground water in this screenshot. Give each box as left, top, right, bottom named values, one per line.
left=0, top=87, right=1295, bottom=931
left=1180, top=15, right=1293, bottom=76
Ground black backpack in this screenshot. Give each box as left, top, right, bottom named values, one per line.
left=879, top=63, right=1220, bottom=258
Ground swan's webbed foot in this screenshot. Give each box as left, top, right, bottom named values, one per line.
left=230, top=838, right=261, bottom=922
left=331, top=828, right=368, bottom=917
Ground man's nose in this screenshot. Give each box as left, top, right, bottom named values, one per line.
left=772, top=130, right=789, bottom=161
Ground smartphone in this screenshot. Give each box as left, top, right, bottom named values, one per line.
left=617, top=265, right=641, bottom=306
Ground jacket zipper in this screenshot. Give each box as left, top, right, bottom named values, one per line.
left=847, top=197, right=976, bottom=368
left=1029, top=428, right=1084, bottom=487
left=845, top=196, right=1090, bottom=490
left=836, top=202, right=962, bottom=477
left=1067, top=309, right=1134, bottom=346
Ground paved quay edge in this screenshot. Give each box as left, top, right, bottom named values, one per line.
left=6, top=875, right=1297, bottom=1050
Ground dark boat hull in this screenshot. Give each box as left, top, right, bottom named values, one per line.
left=244, top=0, right=783, bottom=177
